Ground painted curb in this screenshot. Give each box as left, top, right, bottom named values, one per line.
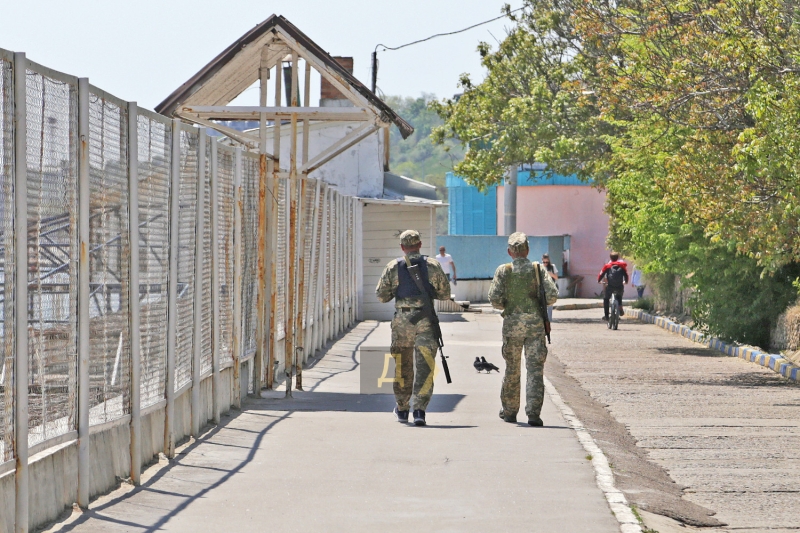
left=628, top=309, right=800, bottom=382
left=544, top=377, right=643, bottom=533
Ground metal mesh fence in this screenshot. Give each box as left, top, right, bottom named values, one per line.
left=175, top=129, right=198, bottom=391
left=325, top=189, right=332, bottom=317
left=0, top=49, right=365, bottom=472
left=200, top=140, right=212, bottom=375
left=0, top=55, right=14, bottom=460
left=26, top=68, right=79, bottom=444
left=87, top=91, right=130, bottom=426
left=312, top=188, right=324, bottom=334
left=137, top=113, right=170, bottom=408
left=301, top=183, right=315, bottom=330
left=276, top=178, right=286, bottom=340
left=241, top=155, right=258, bottom=358
left=216, top=146, right=234, bottom=366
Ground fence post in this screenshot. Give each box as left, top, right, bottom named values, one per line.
left=232, top=147, right=243, bottom=409
left=191, top=129, right=206, bottom=437
left=127, top=102, right=142, bottom=484
left=165, top=119, right=181, bottom=458
left=76, top=74, right=91, bottom=511
left=210, top=139, right=221, bottom=424
left=13, top=51, right=30, bottom=533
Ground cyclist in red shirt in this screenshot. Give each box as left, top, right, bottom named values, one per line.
left=598, top=252, right=628, bottom=321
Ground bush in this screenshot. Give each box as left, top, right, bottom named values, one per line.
left=686, top=250, right=800, bottom=348
left=632, top=297, right=654, bottom=312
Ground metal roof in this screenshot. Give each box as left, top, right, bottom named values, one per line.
left=155, top=15, right=414, bottom=139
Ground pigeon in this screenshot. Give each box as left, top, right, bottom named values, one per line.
left=480, top=356, right=500, bottom=373
left=473, top=357, right=483, bottom=373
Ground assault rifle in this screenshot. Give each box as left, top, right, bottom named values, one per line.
left=534, top=262, right=552, bottom=344
left=403, top=255, right=452, bottom=384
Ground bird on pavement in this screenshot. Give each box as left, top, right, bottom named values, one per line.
left=480, top=356, right=499, bottom=372
left=473, top=357, right=483, bottom=373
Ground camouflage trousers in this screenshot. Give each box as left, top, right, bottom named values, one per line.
left=391, top=310, right=438, bottom=411
left=500, top=335, right=548, bottom=419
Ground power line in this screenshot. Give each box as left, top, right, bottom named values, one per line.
left=373, top=7, right=524, bottom=54
left=370, top=7, right=525, bottom=93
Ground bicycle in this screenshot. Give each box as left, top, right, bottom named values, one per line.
left=608, top=295, right=620, bottom=330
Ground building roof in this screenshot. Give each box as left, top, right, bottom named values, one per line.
left=155, top=15, right=414, bottom=139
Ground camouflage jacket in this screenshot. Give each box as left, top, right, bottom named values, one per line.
left=375, top=252, right=451, bottom=308
left=489, top=257, right=559, bottom=337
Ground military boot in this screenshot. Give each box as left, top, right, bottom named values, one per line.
left=413, top=409, right=426, bottom=426
left=528, top=416, right=544, bottom=427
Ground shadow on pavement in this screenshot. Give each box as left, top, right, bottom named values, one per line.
left=438, top=314, right=469, bottom=322
left=252, top=391, right=466, bottom=413
left=657, top=346, right=724, bottom=357
left=668, top=372, right=798, bottom=388
left=47, top=411, right=292, bottom=533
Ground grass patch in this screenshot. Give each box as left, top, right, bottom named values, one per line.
left=630, top=505, right=660, bottom=533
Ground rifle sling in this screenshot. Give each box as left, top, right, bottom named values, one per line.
left=403, top=256, right=438, bottom=328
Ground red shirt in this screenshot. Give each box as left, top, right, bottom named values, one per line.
left=597, top=260, right=629, bottom=283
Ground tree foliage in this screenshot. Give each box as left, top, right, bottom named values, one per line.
left=432, top=0, right=800, bottom=345
left=385, top=94, right=464, bottom=233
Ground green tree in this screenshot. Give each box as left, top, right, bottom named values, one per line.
left=431, top=0, right=800, bottom=345
left=385, top=94, right=464, bottom=234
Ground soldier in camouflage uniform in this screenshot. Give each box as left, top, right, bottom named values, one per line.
left=489, top=232, right=559, bottom=426
left=375, top=230, right=451, bottom=426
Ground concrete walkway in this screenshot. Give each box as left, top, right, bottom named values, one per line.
left=45, top=314, right=621, bottom=533
left=548, top=307, right=800, bottom=533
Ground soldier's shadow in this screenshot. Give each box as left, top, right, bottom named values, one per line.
left=254, top=391, right=467, bottom=413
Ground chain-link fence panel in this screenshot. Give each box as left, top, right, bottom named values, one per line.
left=200, top=140, right=212, bottom=375
left=331, top=192, right=339, bottom=319
left=0, top=53, right=14, bottom=461
left=137, top=112, right=170, bottom=409
left=241, top=154, right=258, bottom=359
left=216, top=146, right=235, bottom=367
left=301, top=182, right=315, bottom=330
left=176, top=129, right=198, bottom=391
left=313, top=188, right=324, bottom=333
left=87, top=90, right=130, bottom=426
left=324, top=189, right=332, bottom=318
left=276, top=178, right=286, bottom=341
left=26, top=67, right=79, bottom=444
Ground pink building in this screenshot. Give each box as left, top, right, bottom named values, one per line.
left=496, top=174, right=640, bottom=299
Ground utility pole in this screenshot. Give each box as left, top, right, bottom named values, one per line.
left=504, top=165, right=517, bottom=234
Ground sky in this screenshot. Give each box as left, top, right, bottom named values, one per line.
left=2, top=0, right=523, bottom=111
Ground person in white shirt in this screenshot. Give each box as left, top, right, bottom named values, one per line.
left=435, top=246, right=457, bottom=284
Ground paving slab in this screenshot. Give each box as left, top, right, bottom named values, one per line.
left=45, top=315, right=621, bottom=533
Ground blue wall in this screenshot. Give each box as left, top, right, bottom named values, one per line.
left=446, top=173, right=497, bottom=235
left=436, top=235, right=557, bottom=279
